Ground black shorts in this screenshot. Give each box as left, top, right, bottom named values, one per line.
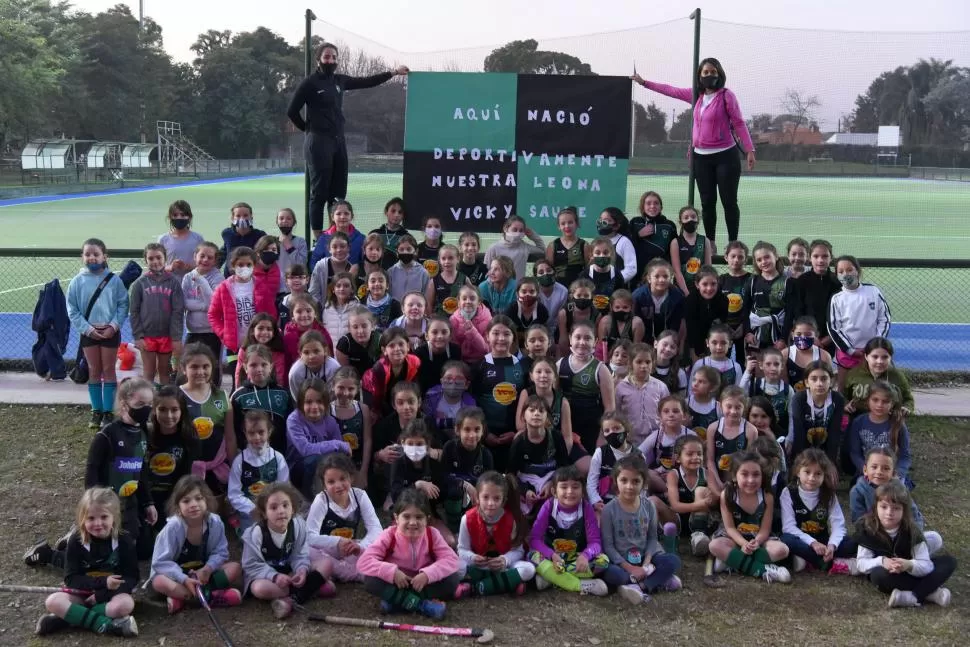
left=80, top=329, right=121, bottom=349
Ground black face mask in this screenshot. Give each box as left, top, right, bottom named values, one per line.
left=700, top=75, right=719, bottom=89
left=613, top=310, right=630, bottom=322
left=260, top=251, right=279, bottom=266
left=129, top=405, right=152, bottom=426
left=682, top=221, right=698, bottom=234
left=605, top=433, right=627, bottom=449
left=319, top=62, right=337, bottom=75
left=398, top=253, right=415, bottom=265
left=278, top=226, right=293, bottom=236
left=171, top=219, right=190, bottom=230
left=573, top=298, right=592, bottom=311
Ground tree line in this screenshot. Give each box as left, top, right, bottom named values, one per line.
left=1, top=1, right=966, bottom=161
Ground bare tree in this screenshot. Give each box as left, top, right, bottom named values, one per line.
left=779, top=89, right=821, bottom=143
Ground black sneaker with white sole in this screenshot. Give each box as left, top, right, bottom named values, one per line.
left=35, top=614, right=69, bottom=636
left=88, top=411, right=103, bottom=429
left=23, top=540, right=53, bottom=567
left=101, top=616, right=138, bottom=637
left=54, top=528, right=74, bottom=552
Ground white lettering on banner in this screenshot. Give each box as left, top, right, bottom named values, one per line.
left=529, top=205, right=589, bottom=219
left=449, top=205, right=514, bottom=221
left=453, top=105, right=502, bottom=121
left=531, top=176, right=601, bottom=191
left=430, top=149, right=617, bottom=168
left=525, top=108, right=592, bottom=125
left=434, top=148, right=516, bottom=162
left=431, top=174, right=517, bottom=188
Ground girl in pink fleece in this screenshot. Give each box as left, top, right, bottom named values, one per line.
left=357, top=488, right=462, bottom=619
left=449, top=285, right=492, bottom=364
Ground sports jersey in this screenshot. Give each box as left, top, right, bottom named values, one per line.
left=727, top=488, right=766, bottom=540
left=713, top=417, right=750, bottom=473
left=787, top=345, right=819, bottom=392
left=718, top=272, right=751, bottom=330
left=181, top=386, right=229, bottom=465
left=588, top=267, right=625, bottom=316
left=431, top=271, right=466, bottom=316
left=551, top=238, right=587, bottom=287
left=676, top=233, right=707, bottom=287
left=332, top=401, right=365, bottom=468
left=557, top=354, right=604, bottom=453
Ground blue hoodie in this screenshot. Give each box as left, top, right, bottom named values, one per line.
left=66, top=267, right=129, bottom=336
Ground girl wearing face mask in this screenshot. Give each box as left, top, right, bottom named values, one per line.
left=289, top=40, right=409, bottom=239
left=597, top=290, right=644, bottom=358
left=587, top=412, right=641, bottom=513
left=209, top=247, right=278, bottom=388
left=587, top=237, right=626, bottom=319
left=422, top=361, right=476, bottom=446
left=505, top=277, right=549, bottom=349
left=556, top=279, right=597, bottom=358
left=630, top=191, right=678, bottom=272
left=275, top=208, right=308, bottom=292
left=159, top=200, right=203, bottom=278
left=534, top=259, right=568, bottom=339
left=670, top=206, right=713, bottom=295
left=417, top=216, right=444, bottom=277
left=389, top=422, right=456, bottom=547
left=786, top=317, right=833, bottom=392
left=828, top=255, right=891, bottom=389
left=253, top=235, right=282, bottom=320
left=220, top=202, right=267, bottom=277
left=85, top=377, right=159, bottom=558
left=484, top=215, right=545, bottom=281
left=596, top=207, right=638, bottom=284
left=632, top=58, right=756, bottom=247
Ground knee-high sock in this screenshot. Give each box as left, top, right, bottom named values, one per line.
left=535, top=559, right=581, bottom=592
left=725, top=546, right=770, bottom=577
left=102, top=382, right=117, bottom=412
left=466, top=566, right=523, bottom=595
left=64, top=603, right=111, bottom=633
left=87, top=383, right=103, bottom=411
left=380, top=584, right=424, bottom=610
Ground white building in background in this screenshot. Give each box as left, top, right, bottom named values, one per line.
left=825, top=133, right=878, bottom=146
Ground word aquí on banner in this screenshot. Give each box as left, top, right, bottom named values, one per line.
left=453, top=106, right=502, bottom=121
left=432, top=148, right=618, bottom=168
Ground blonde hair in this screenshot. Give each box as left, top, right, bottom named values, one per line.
left=76, top=488, right=122, bottom=543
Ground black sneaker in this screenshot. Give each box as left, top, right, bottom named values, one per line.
left=100, top=616, right=138, bottom=637
left=88, top=410, right=103, bottom=429
left=100, top=412, right=114, bottom=427
left=54, top=528, right=74, bottom=552
left=23, top=541, right=53, bottom=567
left=35, top=613, right=69, bottom=636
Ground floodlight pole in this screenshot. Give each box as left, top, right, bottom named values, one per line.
left=304, top=9, right=316, bottom=249
left=687, top=8, right=701, bottom=206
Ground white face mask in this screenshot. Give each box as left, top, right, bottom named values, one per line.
left=610, top=363, right=628, bottom=377
left=424, top=227, right=442, bottom=240
left=235, top=266, right=254, bottom=280
left=403, top=445, right=427, bottom=461
left=505, top=231, right=525, bottom=243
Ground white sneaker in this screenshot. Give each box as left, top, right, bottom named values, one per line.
left=762, top=564, right=792, bottom=584
left=535, top=574, right=551, bottom=591
left=888, top=589, right=920, bottom=608
left=713, top=558, right=728, bottom=573
left=792, top=556, right=807, bottom=573
left=690, top=532, right=711, bottom=557
left=619, top=584, right=645, bottom=605
left=579, top=578, right=608, bottom=597
left=925, top=587, right=951, bottom=607
left=663, top=575, right=683, bottom=592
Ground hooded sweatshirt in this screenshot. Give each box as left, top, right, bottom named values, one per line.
left=66, top=266, right=129, bottom=336
left=149, top=513, right=229, bottom=584
left=129, top=270, right=184, bottom=340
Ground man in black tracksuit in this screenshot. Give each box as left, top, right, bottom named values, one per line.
left=287, top=43, right=408, bottom=238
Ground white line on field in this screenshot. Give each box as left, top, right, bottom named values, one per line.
left=0, top=282, right=45, bottom=295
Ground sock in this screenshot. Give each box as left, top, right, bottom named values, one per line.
left=101, top=382, right=117, bottom=412
left=209, top=569, right=231, bottom=591
left=64, top=603, right=111, bottom=633
left=380, top=584, right=423, bottom=610
left=725, top=547, right=769, bottom=577
left=704, top=557, right=715, bottom=577
left=535, top=560, right=580, bottom=592
left=662, top=522, right=679, bottom=554
left=88, top=384, right=103, bottom=412
left=293, top=571, right=325, bottom=604
left=468, top=566, right=523, bottom=596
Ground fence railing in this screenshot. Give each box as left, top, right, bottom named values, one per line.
left=1, top=249, right=968, bottom=373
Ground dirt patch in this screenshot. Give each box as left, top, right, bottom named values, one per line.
left=1, top=405, right=967, bottom=646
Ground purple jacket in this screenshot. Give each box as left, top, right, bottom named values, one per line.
left=530, top=498, right=602, bottom=562
left=642, top=82, right=754, bottom=153
left=285, top=410, right=349, bottom=464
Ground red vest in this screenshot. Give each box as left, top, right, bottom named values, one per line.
left=466, top=508, right=514, bottom=556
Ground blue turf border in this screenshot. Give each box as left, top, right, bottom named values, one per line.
left=0, top=173, right=302, bottom=208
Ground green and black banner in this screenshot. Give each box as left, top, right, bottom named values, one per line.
left=403, top=72, right=631, bottom=236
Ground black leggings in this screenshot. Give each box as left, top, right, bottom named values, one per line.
left=305, top=132, right=349, bottom=232
left=867, top=555, right=957, bottom=602
left=692, top=147, right=742, bottom=244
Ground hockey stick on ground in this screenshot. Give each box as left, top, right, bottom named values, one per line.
left=0, top=584, right=92, bottom=596
left=195, top=586, right=236, bottom=647
left=294, top=603, right=495, bottom=644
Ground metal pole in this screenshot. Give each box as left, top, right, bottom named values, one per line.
left=630, top=101, right=636, bottom=159
left=687, top=8, right=701, bottom=206
left=304, top=9, right=316, bottom=248
left=139, top=0, right=144, bottom=31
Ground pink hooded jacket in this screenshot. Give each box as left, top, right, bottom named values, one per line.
left=449, top=304, right=492, bottom=364
left=641, top=82, right=754, bottom=153
left=357, top=526, right=459, bottom=582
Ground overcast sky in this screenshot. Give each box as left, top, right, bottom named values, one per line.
left=70, top=0, right=970, bottom=130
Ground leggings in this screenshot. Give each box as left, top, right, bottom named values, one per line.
left=363, top=573, right=462, bottom=601
left=601, top=552, right=681, bottom=593
left=692, top=147, right=742, bottom=244
left=780, top=534, right=856, bottom=570
left=867, top=555, right=956, bottom=602
left=305, top=132, right=349, bottom=232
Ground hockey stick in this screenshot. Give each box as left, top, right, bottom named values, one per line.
left=0, top=584, right=92, bottom=596
left=195, top=586, right=236, bottom=647
left=294, top=603, right=495, bottom=644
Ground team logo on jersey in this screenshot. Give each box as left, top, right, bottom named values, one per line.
left=686, top=257, right=701, bottom=275
left=693, top=426, right=707, bottom=441
left=423, top=259, right=440, bottom=277
left=717, top=454, right=732, bottom=472
left=86, top=570, right=115, bottom=578
left=727, top=293, right=743, bottom=313
left=343, top=433, right=359, bottom=450
left=213, top=399, right=225, bottom=411
left=492, top=382, right=517, bottom=405
left=800, top=520, right=823, bottom=535
left=273, top=393, right=287, bottom=408
left=180, top=560, right=204, bottom=572
left=248, top=481, right=266, bottom=497
left=357, top=284, right=368, bottom=300
left=793, top=380, right=806, bottom=392
left=807, top=427, right=828, bottom=445
left=119, top=480, right=139, bottom=497
left=660, top=456, right=674, bottom=470
left=593, top=295, right=610, bottom=311
left=442, top=296, right=458, bottom=314
left=551, top=538, right=578, bottom=558
left=150, top=453, right=176, bottom=476
left=330, top=527, right=354, bottom=539
left=736, top=523, right=760, bottom=535
left=194, top=417, right=215, bottom=440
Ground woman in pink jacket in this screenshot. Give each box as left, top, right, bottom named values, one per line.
left=357, top=488, right=462, bottom=619
left=449, top=285, right=492, bottom=364
left=633, top=57, right=755, bottom=246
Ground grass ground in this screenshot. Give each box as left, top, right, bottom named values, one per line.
left=1, top=405, right=967, bottom=646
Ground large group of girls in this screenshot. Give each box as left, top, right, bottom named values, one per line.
left=23, top=192, right=954, bottom=638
